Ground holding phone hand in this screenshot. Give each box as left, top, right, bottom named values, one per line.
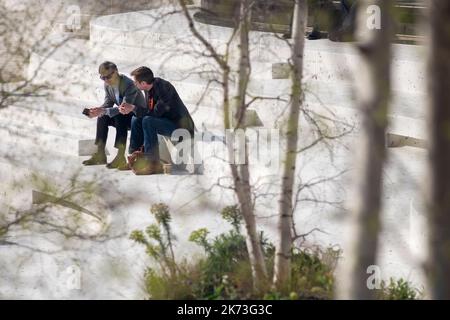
left=87, top=107, right=105, bottom=118
left=119, top=102, right=135, bottom=115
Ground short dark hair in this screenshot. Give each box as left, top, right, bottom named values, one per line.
left=131, top=66, right=154, bottom=84
left=99, top=61, right=118, bottom=73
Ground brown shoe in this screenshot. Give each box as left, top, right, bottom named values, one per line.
left=132, top=159, right=164, bottom=175
left=150, top=162, right=164, bottom=174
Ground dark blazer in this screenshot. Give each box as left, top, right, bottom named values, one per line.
left=101, top=74, right=146, bottom=111
left=135, top=77, right=196, bottom=136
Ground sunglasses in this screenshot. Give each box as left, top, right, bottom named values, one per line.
left=100, top=71, right=115, bottom=81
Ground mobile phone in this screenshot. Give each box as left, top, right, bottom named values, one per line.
left=82, top=108, right=90, bottom=117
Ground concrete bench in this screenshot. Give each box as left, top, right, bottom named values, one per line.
left=158, top=135, right=204, bottom=174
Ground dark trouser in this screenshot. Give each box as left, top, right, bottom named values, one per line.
left=340, top=0, right=357, bottom=31
left=95, top=113, right=132, bottom=154
left=130, top=115, right=190, bottom=163
left=308, top=0, right=334, bottom=32
left=309, top=0, right=356, bottom=33
left=342, top=0, right=356, bottom=13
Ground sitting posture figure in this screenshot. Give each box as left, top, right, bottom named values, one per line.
left=82, top=61, right=145, bottom=169
left=118, top=66, right=197, bottom=175
left=307, top=0, right=358, bottom=41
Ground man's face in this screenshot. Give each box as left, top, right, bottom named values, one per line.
left=133, top=78, right=152, bottom=91
left=99, top=68, right=118, bottom=86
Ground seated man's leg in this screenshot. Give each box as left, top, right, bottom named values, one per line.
left=83, top=114, right=110, bottom=165
left=142, top=116, right=178, bottom=163
left=308, top=0, right=323, bottom=40
left=329, top=1, right=357, bottom=41
left=341, top=0, right=350, bottom=14
left=307, top=0, right=336, bottom=40
left=129, top=115, right=144, bottom=154
left=106, top=113, right=131, bottom=169
left=341, top=0, right=357, bottom=31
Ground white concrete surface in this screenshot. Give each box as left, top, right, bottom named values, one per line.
left=0, top=6, right=430, bottom=299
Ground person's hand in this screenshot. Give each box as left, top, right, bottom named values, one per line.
left=119, top=102, right=135, bottom=115
left=88, top=107, right=105, bottom=118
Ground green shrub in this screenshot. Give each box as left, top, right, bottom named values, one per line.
left=377, top=278, right=422, bottom=300
left=131, top=204, right=342, bottom=299
left=131, top=203, right=420, bottom=300
left=288, top=247, right=338, bottom=299
left=144, top=263, right=202, bottom=300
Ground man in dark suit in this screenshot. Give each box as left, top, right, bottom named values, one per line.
left=118, top=66, right=196, bottom=174
left=83, top=61, right=146, bottom=169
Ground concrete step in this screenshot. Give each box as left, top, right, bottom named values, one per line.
left=4, top=103, right=95, bottom=137
left=1, top=94, right=231, bottom=171
left=31, top=29, right=426, bottom=100
left=0, top=116, right=90, bottom=157
left=0, top=129, right=234, bottom=200
left=7, top=95, right=226, bottom=136
left=0, top=101, right=229, bottom=173
left=87, top=41, right=277, bottom=79
left=88, top=8, right=426, bottom=92
left=27, top=36, right=427, bottom=135
left=25, top=60, right=426, bottom=141
left=0, top=106, right=284, bottom=184
left=3, top=92, right=426, bottom=165
left=28, top=40, right=225, bottom=106
left=0, top=162, right=111, bottom=250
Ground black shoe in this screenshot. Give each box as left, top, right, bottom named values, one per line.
left=307, top=29, right=322, bottom=40
left=106, top=154, right=127, bottom=169
left=82, top=152, right=107, bottom=166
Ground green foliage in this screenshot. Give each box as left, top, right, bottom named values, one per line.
left=220, top=205, right=242, bottom=232
left=131, top=203, right=340, bottom=299
left=193, top=229, right=252, bottom=299
left=130, top=203, right=176, bottom=275
left=188, top=228, right=210, bottom=251
left=288, top=247, right=338, bottom=299
left=377, top=278, right=421, bottom=300
left=130, top=230, right=146, bottom=245
left=261, top=246, right=339, bottom=300
left=144, top=263, right=202, bottom=300
left=151, top=203, right=171, bottom=226
left=131, top=204, right=421, bottom=300
left=146, top=224, right=162, bottom=241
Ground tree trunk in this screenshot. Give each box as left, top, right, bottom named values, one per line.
left=227, top=0, right=268, bottom=290
left=273, top=0, right=307, bottom=291
left=427, top=0, right=450, bottom=300
left=339, top=0, right=393, bottom=299
left=178, top=0, right=268, bottom=290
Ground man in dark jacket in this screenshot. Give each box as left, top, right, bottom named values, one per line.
left=119, top=66, right=196, bottom=174
left=307, top=0, right=358, bottom=41
left=82, top=61, right=146, bottom=169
